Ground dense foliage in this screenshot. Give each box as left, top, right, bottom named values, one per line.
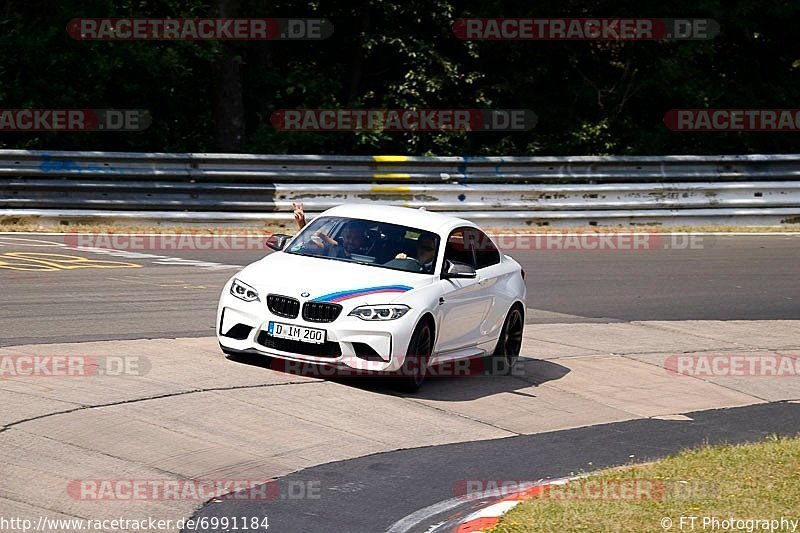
left=1, top=0, right=798, bottom=155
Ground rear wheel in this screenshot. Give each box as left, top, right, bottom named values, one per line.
left=395, top=320, right=433, bottom=392
left=488, top=306, right=524, bottom=375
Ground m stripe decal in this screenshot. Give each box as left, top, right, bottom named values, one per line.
left=313, top=285, right=412, bottom=303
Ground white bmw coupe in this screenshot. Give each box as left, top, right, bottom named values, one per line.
left=217, top=204, right=526, bottom=391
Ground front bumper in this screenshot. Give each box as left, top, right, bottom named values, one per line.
left=217, top=291, right=416, bottom=373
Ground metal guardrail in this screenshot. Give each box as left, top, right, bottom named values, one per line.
left=1, top=150, right=800, bottom=227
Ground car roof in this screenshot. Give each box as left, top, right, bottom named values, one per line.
left=319, top=204, right=477, bottom=235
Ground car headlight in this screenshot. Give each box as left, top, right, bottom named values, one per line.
left=230, top=278, right=260, bottom=302
left=348, top=304, right=410, bottom=321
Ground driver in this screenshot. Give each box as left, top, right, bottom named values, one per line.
left=309, top=220, right=369, bottom=259
left=293, top=204, right=368, bottom=259
left=293, top=202, right=307, bottom=229
left=331, top=221, right=368, bottom=258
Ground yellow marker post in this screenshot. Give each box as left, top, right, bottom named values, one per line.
left=370, top=185, right=411, bottom=194
left=372, top=155, right=409, bottom=163
left=373, top=173, right=411, bottom=180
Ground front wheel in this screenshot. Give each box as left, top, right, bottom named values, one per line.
left=487, top=306, right=524, bottom=375
left=395, top=320, right=433, bottom=392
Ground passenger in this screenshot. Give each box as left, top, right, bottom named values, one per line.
left=395, top=234, right=436, bottom=272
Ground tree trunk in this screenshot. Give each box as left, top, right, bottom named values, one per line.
left=214, top=0, right=245, bottom=151
left=347, top=10, right=371, bottom=106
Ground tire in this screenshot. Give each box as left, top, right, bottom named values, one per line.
left=487, top=305, right=524, bottom=375
left=395, top=319, right=433, bottom=392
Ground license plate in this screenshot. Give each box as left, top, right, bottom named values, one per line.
left=267, top=321, right=326, bottom=344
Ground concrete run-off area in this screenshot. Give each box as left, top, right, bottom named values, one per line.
left=0, top=319, right=798, bottom=531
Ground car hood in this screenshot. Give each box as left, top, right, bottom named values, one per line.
left=236, top=251, right=434, bottom=306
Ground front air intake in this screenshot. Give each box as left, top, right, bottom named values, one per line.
left=223, top=324, right=253, bottom=340
left=353, top=342, right=387, bottom=362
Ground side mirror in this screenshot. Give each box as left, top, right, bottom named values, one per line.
left=266, top=234, right=292, bottom=251
left=441, top=259, right=477, bottom=279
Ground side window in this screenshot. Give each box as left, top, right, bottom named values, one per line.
left=465, top=229, right=500, bottom=269
left=443, top=228, right=476, bottom=268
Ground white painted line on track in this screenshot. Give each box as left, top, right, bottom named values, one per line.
left=68, top=246, right=242, bottom=270
left=387, top=476, right=579, bottom=533
left=0, top=235, right=243, bottom=270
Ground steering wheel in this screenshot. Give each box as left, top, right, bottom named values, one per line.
left=360, top=228, right=382, bottom=256
left=382, top=257, right=425, bottom=272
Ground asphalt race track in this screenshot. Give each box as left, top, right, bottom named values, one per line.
left=1, top=232, right=799, bottom=533
left=2, top=233, right=799, bottom=346
left=188, top=402, right=800, bottom=533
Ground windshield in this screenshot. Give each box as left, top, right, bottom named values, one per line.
left=285, top=216, right=440, bottom=274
